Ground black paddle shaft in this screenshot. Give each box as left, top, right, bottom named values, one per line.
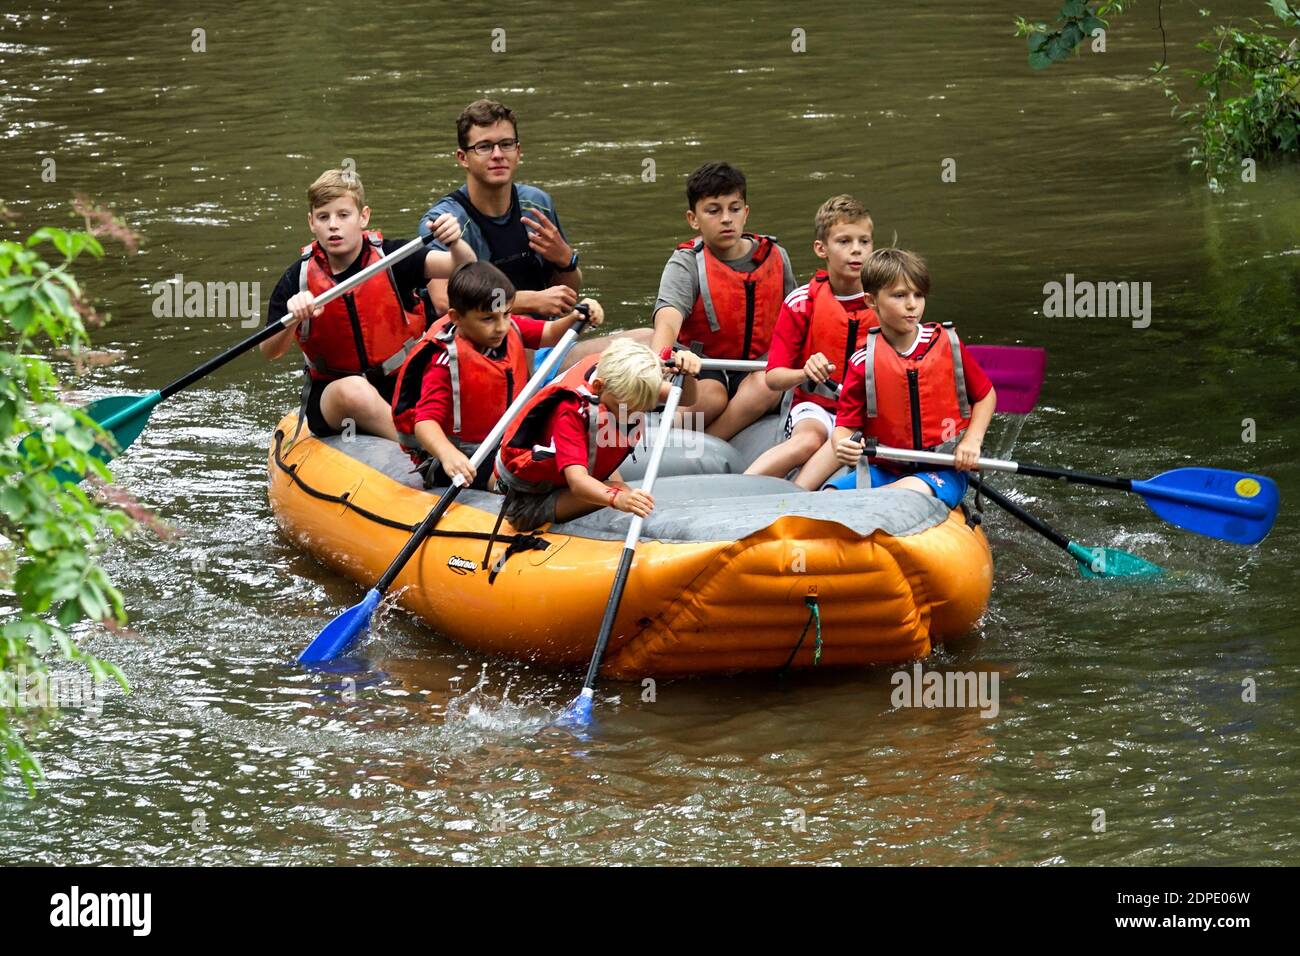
left=158, top=228, right=440, bottom=401
left=970, top=476, right=1070, bottom=550
left=580, top=546, right=636, bottom=691
left=375, top=484, right=464, bottom=593
left=159, top=319, right=293, bottom=400
left=1012, top=461, right=1132, bottom=492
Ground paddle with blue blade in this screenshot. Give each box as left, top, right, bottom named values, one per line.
left=297, top=307, right=593, bottom=665
left=866, top=442, right=1279, bottom=545
left=558, top=359, right=689, bottom=729
left=36, top=224, right=439, bottom=482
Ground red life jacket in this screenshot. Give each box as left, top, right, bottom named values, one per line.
left=856, top=322, right=972, bottom=451
left=795, top=271, right=878, bottom=409
left=494, top=355, right=642, bottom=492
left=390, top=314, right=529, bottom=458
left=295, top=230, right=426, bottom=382
left=675, top=234, right=785, bottom=359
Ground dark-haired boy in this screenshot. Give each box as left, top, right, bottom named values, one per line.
left=390, top=261, right=602, bottom=489
left=650, top=161, right=796, bottom=439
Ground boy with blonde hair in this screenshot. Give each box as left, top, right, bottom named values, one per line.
left=261, top=168, right=474, bottom=440
left=746, top=194, right=877, bottom=486
left=494, top=339, right=700, bottom=530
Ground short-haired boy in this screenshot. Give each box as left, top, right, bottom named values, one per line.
left=745, top=194, right=877, bottom=487
left=827, top=249, right=996, bottom=507
left=494, top=340, right=701, bottom=530
left=261, top=168, right=475, bottom=441
left=650, top=161, right=795, bottom=440
left=390, top=261, right=603, bottom=489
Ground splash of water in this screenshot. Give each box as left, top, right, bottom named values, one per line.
left=441, top=665, right=557, bottom=743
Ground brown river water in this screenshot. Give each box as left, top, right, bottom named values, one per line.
left=1, top=1, right=1297, bottom=864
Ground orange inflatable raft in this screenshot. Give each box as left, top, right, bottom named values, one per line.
left=267, top=412, right=992, bottom=678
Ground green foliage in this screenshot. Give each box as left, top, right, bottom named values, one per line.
left=1, top=224, right=134, bottom=792
left=1015, top=1, right=1121, bottom=69
left=1168, top=5, right=1300, bottom=180
left=1016, top=3, right=1300, bottom=178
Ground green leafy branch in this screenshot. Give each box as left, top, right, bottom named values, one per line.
left=2, top=219, right=139, bottom=793
left=1016, top=0, right=1121, bottom=69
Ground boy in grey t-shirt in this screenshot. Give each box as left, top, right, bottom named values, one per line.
left=651, top=162, right=795, bottom=440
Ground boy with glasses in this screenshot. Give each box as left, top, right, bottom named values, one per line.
left=419, top=99, right=581, bottom=320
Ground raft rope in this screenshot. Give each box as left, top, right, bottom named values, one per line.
left=271, top=430, right=550, bottom=581
left=779, top=596, right=823, bottom=671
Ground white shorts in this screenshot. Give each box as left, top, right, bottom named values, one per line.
left=784, top=400, right=835, bottom=440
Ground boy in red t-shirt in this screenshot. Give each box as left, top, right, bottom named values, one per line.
left=390, top=261, right=603, bottom=489
left=746, top=194, right=877, bottom=487
left=827, top=249, right=995, bottom=508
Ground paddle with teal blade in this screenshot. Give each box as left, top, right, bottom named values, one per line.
left=38, top=225, right=439, bottom=482
left=969, top=476, right=1162, bottom=578
left=867, top=442, right=1280, bottom=545
left=297, top=307, right=593, bottom=666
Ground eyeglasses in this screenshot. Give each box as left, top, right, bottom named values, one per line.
left=464, top=138, right=520, bottom=157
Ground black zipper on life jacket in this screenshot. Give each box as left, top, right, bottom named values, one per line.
left=843, top=317, right=860, bottom=387
left=343, top=293, right=372, bottom=373
left=505, top=368, right=515, bottom=405
left=907, top=368, right=923, bottom=449
left=741, top=281, right=756, bottom=358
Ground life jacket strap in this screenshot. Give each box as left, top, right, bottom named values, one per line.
left=444, top=337, right=463, bottom=434
left=586, top=397, right=600, bottom=474
left=297, top=256, right=312, bottom=338
left=689, top=239, right=722, bottom=333
left=777, top=387, right=794, bottom=444
left=943, top=323, right=971, bottom=418
left=863, top=329, right=880, bottom=418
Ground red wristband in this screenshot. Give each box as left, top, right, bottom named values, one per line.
left=606, top=485, right=622, bottom=506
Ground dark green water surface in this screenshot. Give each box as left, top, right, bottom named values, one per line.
left=1, top=1, right=1297, bottom=864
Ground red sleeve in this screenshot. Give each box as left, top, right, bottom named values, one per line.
left=958, top=343, right=992, bottom=403
left=766, top=296, right=809, bottom=371
left=550, top=399, right=593, bottom=475
left=513, top=315, right=548, bottom=349
left=413, top=358, right=453, bottom=429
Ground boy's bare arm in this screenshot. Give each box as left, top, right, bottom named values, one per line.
left=764, top=367, right=805, bottom=391
left=421, top=213, right=476, bottom=280
left=652, top=306, right=685, bottom=354
left=953, top=387, right=997, bottom=471
left=563, top=464, right=654, bottom=517
left=260, top=292, right=317, bottom=360
left=964, top=388, right=996, bottom=445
